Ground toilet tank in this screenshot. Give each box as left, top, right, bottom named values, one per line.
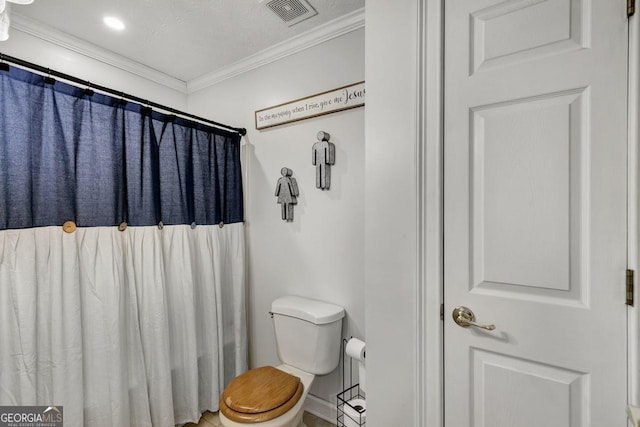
left=271, top=296, right=345, bottom=375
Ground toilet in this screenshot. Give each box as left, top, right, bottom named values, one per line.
left=219, top=296, right=345, bottom=427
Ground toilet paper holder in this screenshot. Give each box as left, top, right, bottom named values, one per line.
left=337, top=337, right=366, bottom=427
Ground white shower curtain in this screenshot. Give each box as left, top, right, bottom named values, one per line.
left=0, top=223, right=247, bottom=426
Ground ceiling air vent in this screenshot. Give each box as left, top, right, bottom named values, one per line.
left=261, top=0, right=318, bottom=27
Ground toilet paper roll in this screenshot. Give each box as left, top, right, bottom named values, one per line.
left=343, top=398, right=366, bottom=427
left=346, top=338, right=366, bottom=362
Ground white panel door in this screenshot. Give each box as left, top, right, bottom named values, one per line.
left=444, top=1, right=629, bottom=426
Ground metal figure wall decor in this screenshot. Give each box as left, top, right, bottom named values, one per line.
left=275, top=167, right=299, bottom=222
left=312, top=131, right=335, bottom=190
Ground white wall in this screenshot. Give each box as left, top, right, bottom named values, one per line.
left=364, top=1, right=423, bottom=426
left=189, top=28, right=365, bottom=406
left=2, top=29, right=186, bottom=108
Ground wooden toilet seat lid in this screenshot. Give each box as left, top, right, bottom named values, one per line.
left=222, top=366, right=301, bottom=414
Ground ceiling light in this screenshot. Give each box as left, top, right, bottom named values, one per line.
left=103, top=16, right=125, bottom=31
left=1, top=0, right=34, bottom=14
left=0, top=0, right=36, bottom=41
left=0, top=7, right=9, bottom=42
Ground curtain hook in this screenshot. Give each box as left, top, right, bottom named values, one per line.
left=83, top=80, right=94, bottom=96
left=142, top=99, right=152, bottom=114
left=118, top=92, right=128, bottom=106
left=43, top=68, right=55, bottom=85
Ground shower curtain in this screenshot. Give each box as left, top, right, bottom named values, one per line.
left=0, top=66, right=247, bottom=426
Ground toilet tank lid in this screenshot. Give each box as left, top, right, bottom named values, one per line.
left=271, top=296, right=345, bottom=324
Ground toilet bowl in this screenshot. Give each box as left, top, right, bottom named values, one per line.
left=219, top=364, right=315, bottom=427
left=218, top=296, right=345, bottom=427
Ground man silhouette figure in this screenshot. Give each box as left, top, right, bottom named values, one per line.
left=312, top=131, right=335, bottom=190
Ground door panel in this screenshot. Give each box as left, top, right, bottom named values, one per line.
left=444, top=0, right=628, bottom=425
left=471, top=88, right=587, bottom=303
left=470, top=0, right=588, bottom=74
left=471, top=348, right=587, bottom=427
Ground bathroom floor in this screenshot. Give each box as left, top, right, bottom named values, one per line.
left=302, top=413, right=336, bottom=427
left=184, top=411, right=336, bottom=427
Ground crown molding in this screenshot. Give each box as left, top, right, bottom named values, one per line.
left=186, top=7, right=365, bottom=93
left=9, top=8, right=364, bottom=96
left=10, top=13, right=188, bottom=93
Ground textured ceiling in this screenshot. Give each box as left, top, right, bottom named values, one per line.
left=10, top=0, right=364, bottom=82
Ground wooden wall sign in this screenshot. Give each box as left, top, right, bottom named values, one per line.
left=255, top=81, right=365, bottom=130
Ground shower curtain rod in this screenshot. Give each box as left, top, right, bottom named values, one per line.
left=0, top=53, right=247, bottom=136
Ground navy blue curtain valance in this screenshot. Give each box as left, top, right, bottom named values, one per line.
left=0, top=66, right=243, bottom=230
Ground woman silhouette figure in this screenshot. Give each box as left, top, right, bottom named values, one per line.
left=275, top=167, right=299, bottom=221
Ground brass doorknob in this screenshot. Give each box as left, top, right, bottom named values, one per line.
left=452, top=306, right=495, bottom=331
